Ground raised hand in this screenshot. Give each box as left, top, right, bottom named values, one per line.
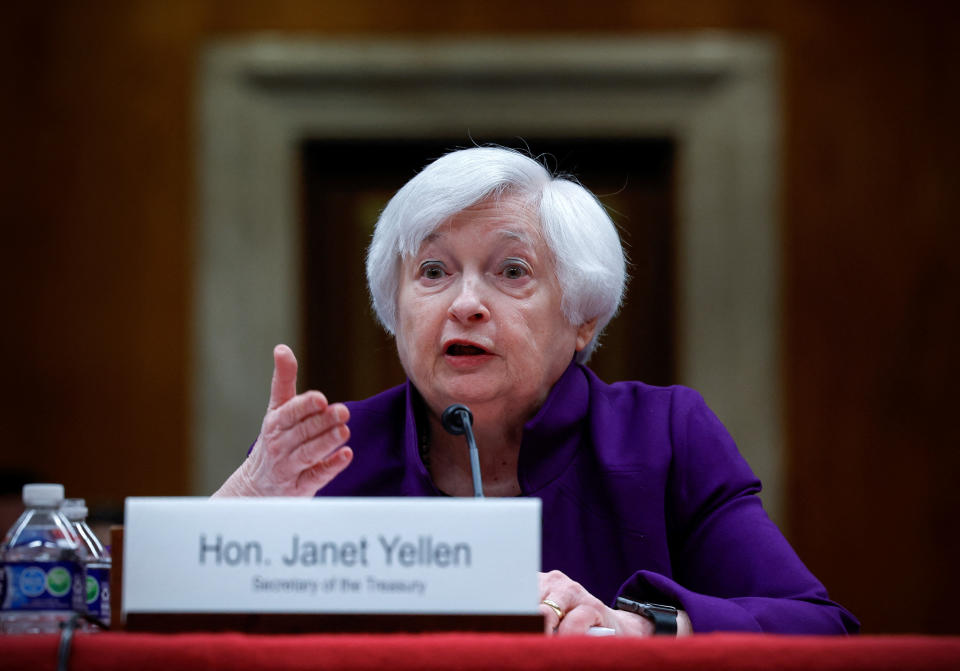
left=212, top=345, right=353, bottom=497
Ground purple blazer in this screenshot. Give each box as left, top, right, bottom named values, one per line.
left=319, top=362, right=859, bottom=634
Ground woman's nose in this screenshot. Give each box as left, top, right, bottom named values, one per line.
left=448, top=277, right=490, bottom=323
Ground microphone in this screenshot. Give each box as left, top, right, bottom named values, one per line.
left=441, top=404, right=484, bottom=498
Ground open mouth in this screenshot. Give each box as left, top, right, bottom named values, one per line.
left=445, top=343, right=490, bottom=356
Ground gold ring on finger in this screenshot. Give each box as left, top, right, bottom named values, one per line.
left=542, top=598, right=565, bottom=621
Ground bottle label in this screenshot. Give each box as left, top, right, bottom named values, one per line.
left=85, top=565, right=111, bottom=622
left=1, top=561, right=83, bottom=612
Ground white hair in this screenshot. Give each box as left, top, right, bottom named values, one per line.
left=365, top=146, right=627, bottom=362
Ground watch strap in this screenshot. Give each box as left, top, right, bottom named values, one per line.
left=615, top=597, right=679, bottom=636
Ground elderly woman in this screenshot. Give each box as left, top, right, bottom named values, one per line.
left=214, top=147, right=858, bottom=636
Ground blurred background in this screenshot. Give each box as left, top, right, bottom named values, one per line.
left=2, top=1, right=957, bottom=634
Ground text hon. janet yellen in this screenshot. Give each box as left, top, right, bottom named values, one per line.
left=213, top=146, right=859, bottom=637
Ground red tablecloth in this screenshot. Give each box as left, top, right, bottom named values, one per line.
left=3, top=632, right=960, bottom=671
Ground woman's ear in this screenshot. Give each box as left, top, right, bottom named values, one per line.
left=574, top=317, right=600, bottom=352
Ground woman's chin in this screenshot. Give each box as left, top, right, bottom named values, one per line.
left=431, top=374, right=512, bottom=409
left=441, top=384, right=501, bottom=406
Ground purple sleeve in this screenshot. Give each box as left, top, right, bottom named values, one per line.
left=616, top=389, right=860, bottom=634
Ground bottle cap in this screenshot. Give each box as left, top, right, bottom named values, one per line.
left=22, top=483, right=66, bottom=507
left=61, top=498, right=88, bottom=520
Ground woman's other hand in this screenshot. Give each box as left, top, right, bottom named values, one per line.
left=213, top=345, right=353, bottom=497
left=538, top=570, right=692, bottom=636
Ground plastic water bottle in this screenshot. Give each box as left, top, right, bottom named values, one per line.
left=61, top=499, right=111, bottom=629
left=0, top=484, right=84, bottom=634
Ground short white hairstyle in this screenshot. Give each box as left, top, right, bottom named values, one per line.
left=365, top=146, right=627, bottom=363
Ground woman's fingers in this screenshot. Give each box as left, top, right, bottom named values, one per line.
left=270, top=391, right=330, bottom=431
left=263, top=397, right=346, bottom=450
left=539, top=602, right=561, bottom=633
left=557, top=605, right=603, bottom=635
left=271, top=404, right=349, bottom=457
left=296, top=446, right=354, bottom=493
left=268, top=344, right=300, bottom=410
left=289, top=422, right=351, bottom=469
left=539, top=571, right=575, bottom=633
left=243, top=416, right=350, bottom=496
left=539, top=570, right=613, bottom=636
left=539, top=570, right=579, bottom=605
left=241, top=344, right=355, bottom=496
left=257, top=407, right=350, bottom=484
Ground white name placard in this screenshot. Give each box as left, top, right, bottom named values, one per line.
left=123, top=497, right=541, bottom=616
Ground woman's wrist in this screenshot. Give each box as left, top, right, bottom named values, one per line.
left=611, top=608, right=656, bottom=636
left=212, top=461, right=260, bottom=497
left=610, top=605, right=693, bottom=636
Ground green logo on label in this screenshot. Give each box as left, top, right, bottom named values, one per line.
left=46, top=567, right=72, bottom=597
left=85, top=575, right=100, bottom=604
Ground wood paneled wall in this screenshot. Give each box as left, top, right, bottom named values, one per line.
left=2, top=1, right=957, bottom=633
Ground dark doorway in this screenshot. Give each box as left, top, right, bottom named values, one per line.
left=300, top=138, right=676, bottom=403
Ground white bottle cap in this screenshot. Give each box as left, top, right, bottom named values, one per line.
left=22, top=483, right=65, bottom=507
left=61, top=498, right=88, bottom=520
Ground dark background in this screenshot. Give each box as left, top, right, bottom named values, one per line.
left=2, top=1, right=958, bottom=634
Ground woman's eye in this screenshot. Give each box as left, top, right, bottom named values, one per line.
left=419, top=263, right=446, bottom=280
left=503, top=263, right=529, bottom=280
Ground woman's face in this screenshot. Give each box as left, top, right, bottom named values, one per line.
left=394, top=196, right=596, bottom=423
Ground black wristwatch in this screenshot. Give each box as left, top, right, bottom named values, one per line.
left=615, top=597, right=679, bottom=636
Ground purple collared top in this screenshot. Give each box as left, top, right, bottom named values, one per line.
left=318, top=362, right=859, bottom=633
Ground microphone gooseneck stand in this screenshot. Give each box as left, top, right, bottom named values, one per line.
left=441, top=403, right=484, bottom=498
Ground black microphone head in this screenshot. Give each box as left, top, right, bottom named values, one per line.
left=441, top=404, right=473, bottom=436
